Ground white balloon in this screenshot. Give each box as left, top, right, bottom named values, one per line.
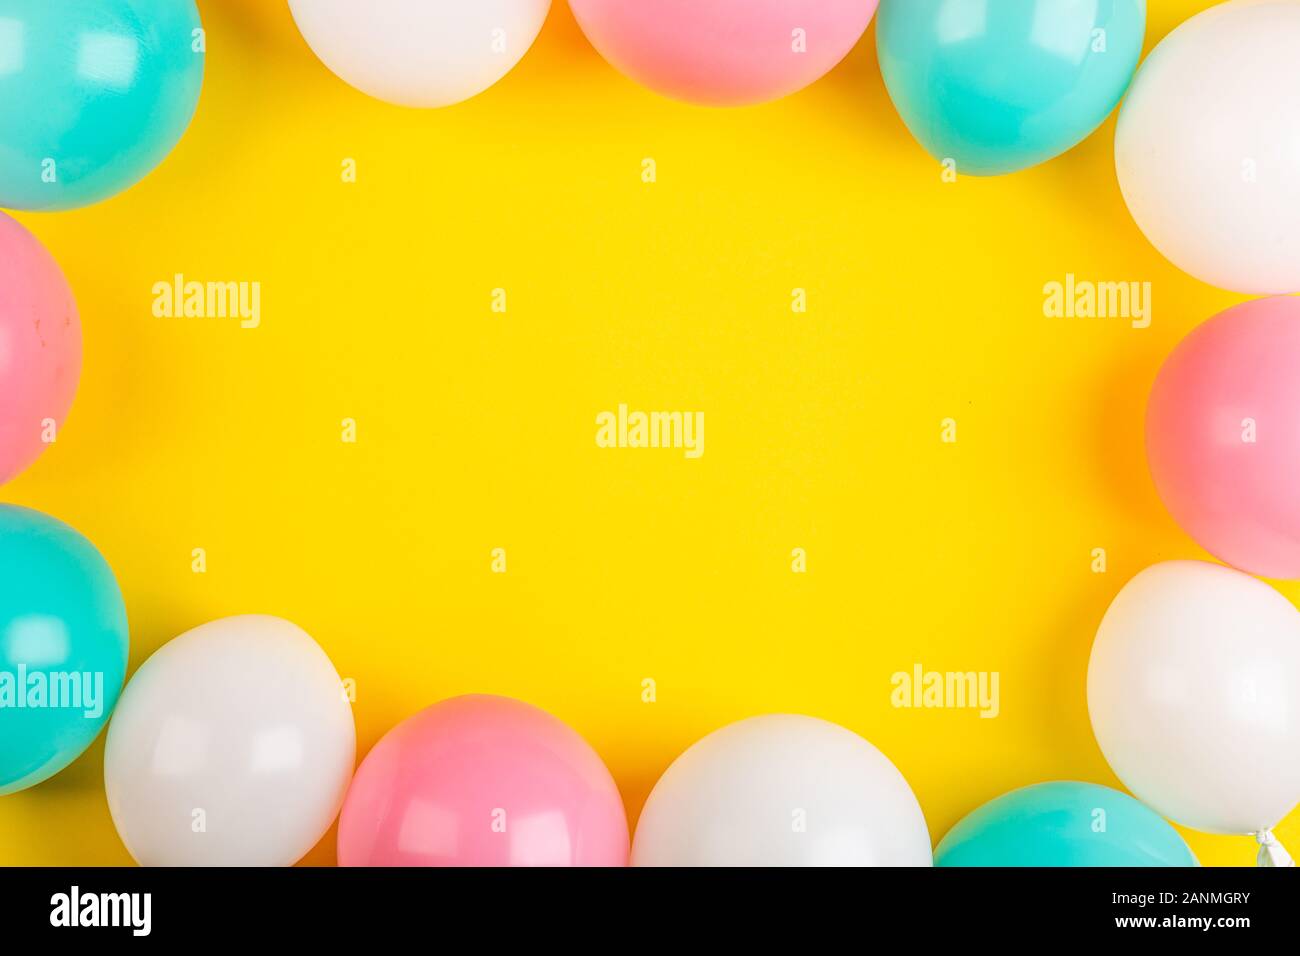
left=104, top=615, right=355, bottom=866
left=287, top=0, right=552, bottom=108
left=1114, top=0, right=1300, bottom=294
left=632, top=715, right=932, bottom=866
left=1088, top=561, right=1300, bottom=836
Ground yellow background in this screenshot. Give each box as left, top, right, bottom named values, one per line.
left=2, top=0, right=1291, bottom=867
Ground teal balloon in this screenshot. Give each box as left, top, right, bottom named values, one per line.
left=935, top=782, right=1198, bottom=867
left=877, top=0, right=1145, bottom=176
left=0, top=505, right=129, bottom=794
left=0, top=0, right=204, bottom=211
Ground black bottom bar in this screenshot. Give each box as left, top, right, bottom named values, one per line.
left=0, top=866, right=1289, bottom=942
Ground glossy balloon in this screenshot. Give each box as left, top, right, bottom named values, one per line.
left=0, top=505, right=128, bottom=795
left=0, top=213, right=80, bottom=484
left=569, top=0, right=879, bottom=107
left=288, top=0, right=551, bottom=108
left=338, top=695, right=629, bottom=866
left=1147, top=298, right=1300, bottom=579
left=877, top=0, right=1145, bottom=176
left=936, top=781, right=1197, bottom=866
left=632, top=714, right=931, bottom=866
left=104, top=616, right=355, bottom=866
left=1116, top=0, right=1300, bottom=293
left=1089, top=562, right=1300, bottom=835
left=0, top=0, right=204, bottom=211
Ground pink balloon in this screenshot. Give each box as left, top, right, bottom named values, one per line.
left=1147, top=297, right=1300, bottom=579
left=568, top=0, right=879, bottom=107
left=0, top=212, right=81, bottom=485
left=337, top=695, right=629, bottom=866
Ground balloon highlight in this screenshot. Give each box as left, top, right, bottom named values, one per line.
left=104, top=615, right=356, bottom=866
left=877, top=0, right=1145, bottom=176
left=1116, top=0, right=1300, bottom=293
left=338, top=695, right=629, bottom=866
left=1088, top=561, right=1300, bottom=838
left=935, top=781, right=1198, bottom=867
left=0, top=0, right=204, bottom=211
left=288, top=0, right=552, bottom=108
left=0, top=506, right=128, bottom=795
left=1146, top=297, right=1300, bottom=580
left=632, top=714, right=931, bottom=866
left=569, top=0, right=879, bottom=107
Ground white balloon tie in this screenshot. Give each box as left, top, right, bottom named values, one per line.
left=1255, top=830, right=1294, bottom=868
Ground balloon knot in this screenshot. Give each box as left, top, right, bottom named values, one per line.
left=1256, top=830, right=1295, bottom=868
